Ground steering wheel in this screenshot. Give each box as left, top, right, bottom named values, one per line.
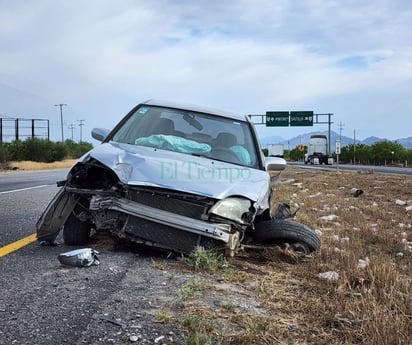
left=211, top=147, right=242, bottom=164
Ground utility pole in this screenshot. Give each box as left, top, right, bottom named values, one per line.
left=68, top=124, right=75, bottom=141
left=77, top=119, right=85, bottom=143
left=353, top=129, right=356, bottom=164
left=54, top=103, right=67, bottom=142
left=337, top=121, right=345, bottom=143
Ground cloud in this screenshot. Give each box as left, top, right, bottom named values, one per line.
left=0, top=0, right=411, bottom=141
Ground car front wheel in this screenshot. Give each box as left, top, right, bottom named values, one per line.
left=252, top=219, right=321, bottom=254
left=63, top=210, right=91, bottom=245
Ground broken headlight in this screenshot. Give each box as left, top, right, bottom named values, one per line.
left=209, top=197, right=254, bottom=224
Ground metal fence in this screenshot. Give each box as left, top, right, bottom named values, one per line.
left=0, top=118, right=50, bottom=144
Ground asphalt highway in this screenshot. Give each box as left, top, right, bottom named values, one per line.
left=0, top=169, right=184, bottom=344
left=0, top=169, right=65, bottom=246
left=288, top=161, right=412, bottom=175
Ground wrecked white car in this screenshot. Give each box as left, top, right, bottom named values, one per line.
left=36, top=100, right=320, bottom=256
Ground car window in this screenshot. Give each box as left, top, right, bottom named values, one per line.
left=111, top=105, right=258, bottom=168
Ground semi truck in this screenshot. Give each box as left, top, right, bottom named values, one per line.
left=304, top=134, right=333, bottom=165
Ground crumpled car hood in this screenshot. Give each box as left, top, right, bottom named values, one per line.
left=79, top=142, right=270, bottom=204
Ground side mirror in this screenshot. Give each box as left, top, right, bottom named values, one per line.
left=265, top=156, right=287, bottom=171
left=92, top=128, right=111, bottom=142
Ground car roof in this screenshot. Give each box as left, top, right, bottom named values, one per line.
left=142, top=99, right=249, bottom=122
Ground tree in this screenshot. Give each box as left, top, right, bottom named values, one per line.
left=369, top=141, right=404, bottom=165
left=338, top=141, right=411, bottom=166
left=289, top=146, right=306, bottom=161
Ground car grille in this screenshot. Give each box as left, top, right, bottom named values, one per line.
left=122, top=216, right=205, bottom=254
left=126, top=186, right=214, bottom=220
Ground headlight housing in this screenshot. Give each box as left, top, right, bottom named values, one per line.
left=209, top=197, right=255, bottom=224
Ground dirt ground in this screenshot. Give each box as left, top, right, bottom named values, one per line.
left=0, top=159, right=77, bottom=171
left=167, top=167, right=412, bottom=344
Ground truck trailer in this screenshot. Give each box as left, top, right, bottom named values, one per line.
left=267, top=143, right=284, bottom=158
left=304, top=135, right=333, bottom=165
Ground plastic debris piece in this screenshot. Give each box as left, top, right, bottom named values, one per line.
left=346, top=291, right=362, bottom=297
left=332, top=235, right=340, bottom=242
left=319, top=271, right=339, bottom=282
left=309, top=192, right=323, bottom=198
left=395, top=199, right=407, bottom=206
left=351, top=188, right=364, bottom=197
left=129, top=335, right=139, bottom=342
left=154, top=335, right=165, bottom=343
left=58, top=248, right=100, bottom=267
left=357, top=258, right=369, bottom=270
left=319, top=214, right=339, bottom=221
left=40, top=240, right=61, bottom=246
left=341, top=237, right=350, bottom=243
left=273, top=202, right=299, bottom=219
left=335, top=315, right=361, bottom=326
left=101, top=316, right=128, bottom=329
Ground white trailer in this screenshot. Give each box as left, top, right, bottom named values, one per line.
left=304, top=135, right=333, bottom=165
left=268, top=144, right=284, bottom=158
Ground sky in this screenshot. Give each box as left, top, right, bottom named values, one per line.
left=0, top=0, right=411, bottom=144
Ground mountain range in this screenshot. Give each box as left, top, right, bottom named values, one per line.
left=260, top=131, right=412, bottom=149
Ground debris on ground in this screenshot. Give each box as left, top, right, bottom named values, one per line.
left=395, top=199, right=407, bottom=206
left=350, top=188, right=364, bottom=197
left=318, top=271, right=339, bottom=282
left=58, top=248, right=100, bottom=267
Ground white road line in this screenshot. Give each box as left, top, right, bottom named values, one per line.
left=0, top=185, right=50, bottom=195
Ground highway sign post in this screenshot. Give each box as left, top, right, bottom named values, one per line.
left=336, top=140, right=341, bottom=170
left=265, top=111, right=289, bottom=127
left=290, top=111, right=313, bottom=126
left=249, top=112, right=334, bottom=155
left=265, top=111, right=314, bottom=127
left=335, top=140, right=341, bottom=155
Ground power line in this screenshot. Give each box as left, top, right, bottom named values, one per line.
left=337, top=121, right=345, bottom=143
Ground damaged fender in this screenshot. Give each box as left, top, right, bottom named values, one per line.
left=36, top=188, right=79, bottom=243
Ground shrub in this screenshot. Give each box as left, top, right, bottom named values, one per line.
left=0, top=144, right=10, bottom=163
left=183, top=247, right=228, bottom=272
left=64, top=140, right=93, bottom=158
left=1, top=138, right=93, bottom=163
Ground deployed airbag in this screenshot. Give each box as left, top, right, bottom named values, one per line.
left=135, top=135, right=211, bottom=154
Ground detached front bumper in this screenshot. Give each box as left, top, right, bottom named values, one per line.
left=37, top=187, right=240, bottom=253
left=89, top=195, right=233, bottom=243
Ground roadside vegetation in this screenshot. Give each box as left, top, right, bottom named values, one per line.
left=286, top=140, right=412, bottom=166
left=163, top=169, right=411, bottom=344
left=0, top=138, right=92, bottom=170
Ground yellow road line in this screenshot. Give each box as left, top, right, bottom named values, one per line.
left=0, top=233, right=37, bottom=257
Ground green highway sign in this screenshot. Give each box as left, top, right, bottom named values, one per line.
left=290, top=111, right=313, bottom=126
left=266, top=111, right=289, bottom=127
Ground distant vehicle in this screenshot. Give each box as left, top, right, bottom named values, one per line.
left=267, top=143, right=284, bottom=158
left=304, top=135, right=333, bottom=165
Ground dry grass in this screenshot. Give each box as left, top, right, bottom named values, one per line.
left=176, top=168, right=412, bottom=344
left=4, top=158, right=410, bottom=343
left=0, top=159, right=76, bottom=171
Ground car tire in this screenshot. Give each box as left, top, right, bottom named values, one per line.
left=63, top=211, right=91, bottom=245
left=253, top=219, right=320, bottom=254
